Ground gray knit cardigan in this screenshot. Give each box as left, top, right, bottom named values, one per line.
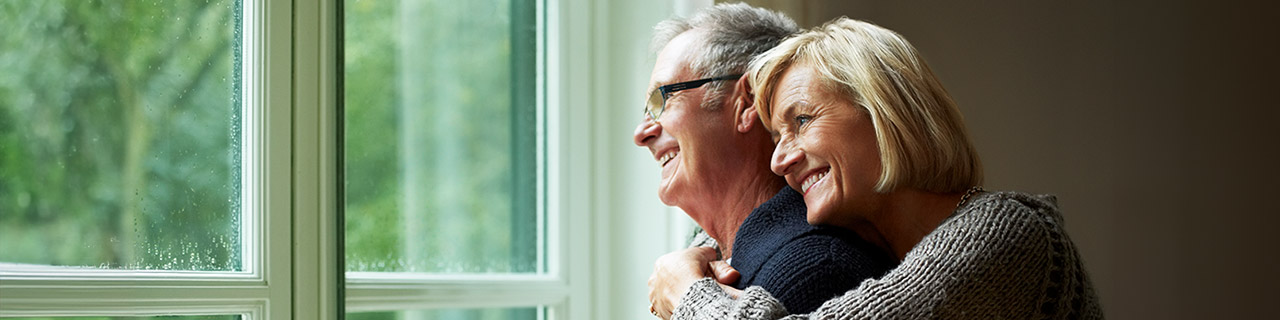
left=673, top=191, right=1104, bottom=319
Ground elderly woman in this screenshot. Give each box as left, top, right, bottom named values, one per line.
left=648, top=18, right=1103, bottom=319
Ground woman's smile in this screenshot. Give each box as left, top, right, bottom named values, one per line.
left=800, top=167, right=829, bottom=195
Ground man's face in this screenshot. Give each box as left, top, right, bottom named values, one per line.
left=632, top=31, right=739, bottom=207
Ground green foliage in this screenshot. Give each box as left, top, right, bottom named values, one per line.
left=0, top=0, right=537, bottom=280
left=342, top=0, right=404, bottom=272
left=0, top=0, right=240, bottom=270
left=342, top=0, right=538, bottom=274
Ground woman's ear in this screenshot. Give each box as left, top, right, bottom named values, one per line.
left=733, top=74, right=758, bottom=133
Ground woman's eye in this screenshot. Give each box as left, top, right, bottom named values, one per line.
left=794, top=115, right=813, bottom=127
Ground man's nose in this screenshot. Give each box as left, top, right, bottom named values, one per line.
left=633, top=116, right=662, bottom=147
left=771, top=138, right=803, bottom=176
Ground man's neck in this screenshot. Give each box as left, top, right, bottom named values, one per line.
left=685, top=174, right=786, bottom=259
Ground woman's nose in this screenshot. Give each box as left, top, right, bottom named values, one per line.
left=771, top=138, right=803, bottom=176
left=633, top=116, right=662, bottom=146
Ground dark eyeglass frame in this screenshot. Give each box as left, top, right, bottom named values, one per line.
left=644, top=74, right=742, bottom=120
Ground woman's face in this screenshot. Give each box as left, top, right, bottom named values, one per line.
left=766, top=63, right=883, bottom=228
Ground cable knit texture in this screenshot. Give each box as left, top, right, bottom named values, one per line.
left=672, top=191, right=1105, bottom=320
left=730, top=187, right=898, bottom=314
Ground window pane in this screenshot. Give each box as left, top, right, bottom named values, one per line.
left=348, top=307, right=539, bottom=320
left=0, top=1, right=243, bottom=271
left=343, top=0, right=539, bottom=273
left=8, top=316, right=240, bottom=320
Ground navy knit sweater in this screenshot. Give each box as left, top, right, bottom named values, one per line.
left=729, top=187, right=897, bottom=314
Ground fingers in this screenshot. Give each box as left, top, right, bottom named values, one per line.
left=681, top=246, right=718, bottom=265
left=649, top=279, right=674, bottom=319
left=656, top=304, right=672, bottom=319
left=651, top=304, right=669, bottom=319
left=709, top=260, right=740, bottom=285
left=717, top=282, right=745, bottom=299
left=647, top=247, right=722, bottom=318
left=647, top=271, right=666, bottom=317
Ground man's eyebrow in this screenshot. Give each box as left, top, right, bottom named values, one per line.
left=645, top=79, right=670, bottom=95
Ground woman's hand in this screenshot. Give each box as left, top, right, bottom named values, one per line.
left=647, top=247, right=743, bottom=318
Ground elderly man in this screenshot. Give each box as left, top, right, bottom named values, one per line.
left=633, top=3, right=896, bottom=318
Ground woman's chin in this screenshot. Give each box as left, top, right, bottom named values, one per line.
left=802, top=189, right=836, bottom=224
left=804, top=204, right=838, bottom=226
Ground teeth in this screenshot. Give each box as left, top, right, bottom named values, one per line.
left=659, top=151, right=678, bottom=167
left=802, top=170, right=828, bottom=194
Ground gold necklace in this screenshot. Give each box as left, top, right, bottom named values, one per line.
left=955, top=186, right=985, bottom=210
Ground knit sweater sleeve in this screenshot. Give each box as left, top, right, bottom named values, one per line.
left=674, top=278, right=791, bottom=320
left=688, top=229, right=720, bottom=249
left=673, top=192, right=1099, bottom=320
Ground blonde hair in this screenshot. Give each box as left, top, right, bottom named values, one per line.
left=750, top=18, right=982, bottom=193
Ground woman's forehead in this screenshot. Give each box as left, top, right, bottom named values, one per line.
left=771, top=66, right=819, bottom=108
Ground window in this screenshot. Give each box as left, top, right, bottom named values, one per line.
left=343, top=0, right=540, bottom=275
left=342, top=0, right=567, bottom=317
left=0, top=0, right=243, bottom=273
left=2, top=0, right=602, bottom=318
left=0, top=0, right=311, bottom=318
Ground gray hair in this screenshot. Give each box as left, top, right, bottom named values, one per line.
left=651, top=3, right=799, bottom=110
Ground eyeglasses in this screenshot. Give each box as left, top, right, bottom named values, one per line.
left=644, top=74, right=742, bottom=120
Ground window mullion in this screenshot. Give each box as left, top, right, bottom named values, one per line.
left=257, top=0, right=299, bottom=318
left=289, top=0, right=342, bottom=319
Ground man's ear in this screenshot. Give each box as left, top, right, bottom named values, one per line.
left=732, top=74, right=758, bottom=133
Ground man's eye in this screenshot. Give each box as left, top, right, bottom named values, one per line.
left=794, top=115, right=813, bottom=127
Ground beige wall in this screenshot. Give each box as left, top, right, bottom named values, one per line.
left=729, top=0, right=1280, bottom=318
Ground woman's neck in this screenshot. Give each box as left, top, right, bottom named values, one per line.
left=852, top=188, right=967, bottom=261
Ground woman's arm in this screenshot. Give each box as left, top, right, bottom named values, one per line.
left=668, top=193, right=1090, bottom=320
left=673, top=278, right=790, bottom=320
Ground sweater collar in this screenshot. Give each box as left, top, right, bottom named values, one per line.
left=728, top=187, right=812, bottom=287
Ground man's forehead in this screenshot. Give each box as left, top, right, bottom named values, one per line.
left=650, top=30, right=707, bottom=86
